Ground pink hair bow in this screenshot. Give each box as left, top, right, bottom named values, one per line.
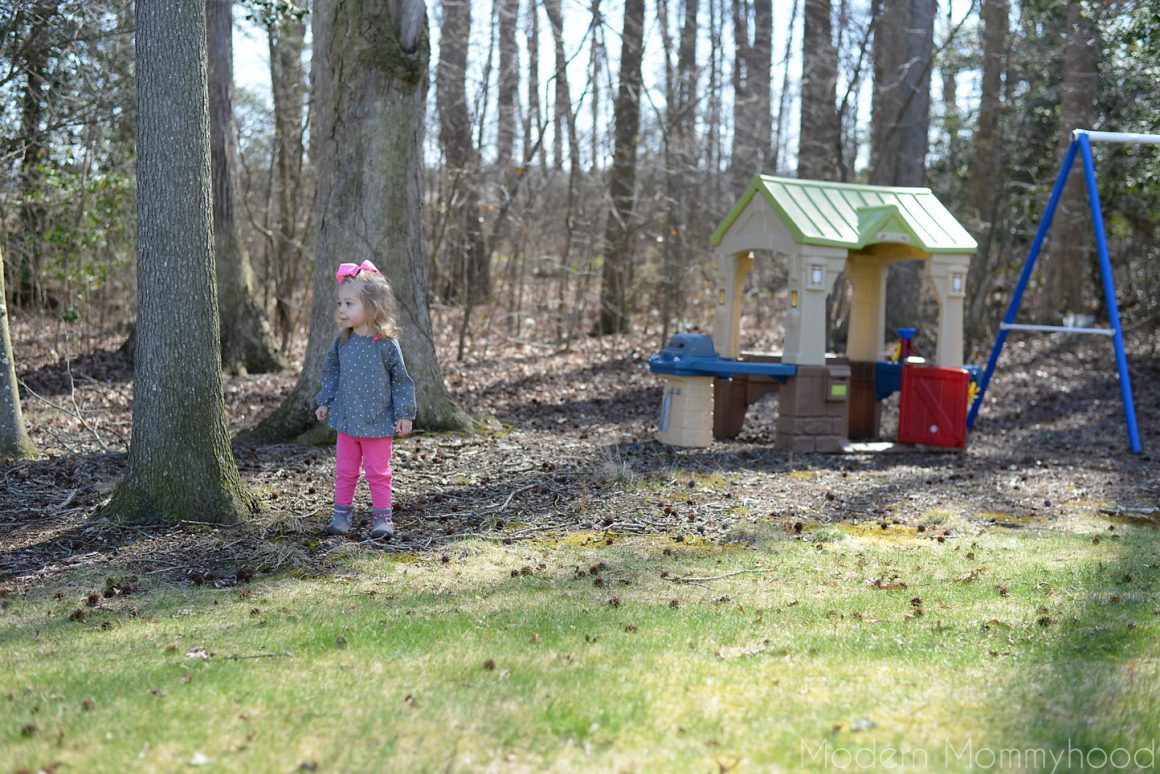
left=335, top=260, right=381, bottom=282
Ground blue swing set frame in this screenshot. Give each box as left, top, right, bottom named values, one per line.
left=967, top=129, right=1160, bottom=454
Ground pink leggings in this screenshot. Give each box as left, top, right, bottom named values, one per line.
left=334, top=432, right=394, bottom=510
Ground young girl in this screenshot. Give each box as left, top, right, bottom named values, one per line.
left=316, top=260, right=416, bottom=538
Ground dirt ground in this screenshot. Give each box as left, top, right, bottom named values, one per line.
left=2, top=312, right=1158, bottom=594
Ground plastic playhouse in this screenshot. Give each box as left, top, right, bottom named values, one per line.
left=650, top=175, right=978, bottom=452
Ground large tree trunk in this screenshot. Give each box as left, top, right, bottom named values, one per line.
left=102, top=0, right=258, bottom=524
left=870, top=0, right=935, bottom=332
left=248, top=0, right=469, bottom=441
left=0, top=248, right=38, bottom=461
left=965, top=0, right=1006, bottom=227
left=729, top=0, right=772, bottom=195
left=267, top=0, right=309, bottom=350
left=435, top=0, right=489, bottom=304
left=207, top=0, right=285, bottom=375
left=964, top=0, right=1008, bottom=340
left=798, top=0, right=840, bottom=180
left=660, top=0, right=698, bottom=341
left=1043, top=0, right=1098, bottom=318
left=597, top=0, right=645, bottom=335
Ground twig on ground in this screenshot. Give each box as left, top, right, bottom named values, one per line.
left=225, top=652, right=293, bottom=660
left=667, top=568, right=765, bottom=584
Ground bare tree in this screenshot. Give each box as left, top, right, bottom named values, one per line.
left=435, top=0, right=489, bottom=303
left=207, top=0, right=285, bottom=375
left=660, top=0, right=699, bottom=340
left=265, top=0, right=310, bottom=350
left=0, top=248, right=37, bottom=460
left=965, top=0, right=1008, bottom=338
left=870, top=0, right=935, bottom=331
left=798, top=0, right=840, bottom=180
left=524, top=0, right=546, bottom=169
left=496, top=0, right=520, bottom=170
left=1043, top=0, right=1098, bottom=318
left=543, top=0, right=580, bottom=174
left=597, top=0, right=645, bottom=334
left=248, top=0, right=469, bottom=440
left=102, top=0, right=259, bottom=524
left=11, top=3, right=56, bottom=309
left=870, top=0, right=935, bottom=187
left=729, top=0, right=772, bottom=195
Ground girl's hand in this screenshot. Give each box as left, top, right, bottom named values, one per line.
left=394, top=419, right=412, bottom=437
left=316, top=406, right=329, bottom=422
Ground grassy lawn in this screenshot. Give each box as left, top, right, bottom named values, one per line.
left=3, top=511, right=1159, bottom=772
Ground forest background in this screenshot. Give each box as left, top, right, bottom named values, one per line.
left=2, top=5, right=1160, bottom=769
left=3, top=0, right=1158, bottom=373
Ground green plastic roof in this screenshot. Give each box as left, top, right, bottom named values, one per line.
left=709, top=175, right=978, bottom=254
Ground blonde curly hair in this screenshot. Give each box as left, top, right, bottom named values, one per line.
left=336, top=270, right=400, bottom=340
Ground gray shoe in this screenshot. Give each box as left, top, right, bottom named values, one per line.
left=369, top=515, right=394, bottom=540
left=326, top=510, right=352, bottom=535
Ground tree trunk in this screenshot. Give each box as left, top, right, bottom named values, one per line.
left=496, top=0, right=520, bottom=170
left=435, top=0, right=489, bottom=304
left=660, top=0, right=698, bottom=340
left=525, top=0, right=546, bottom=169
left=798, top=0, right=840, bottom=180
left=207, top=0, right=285, bottom=375
left=964, top=0, right=1007, bottom=339
left=248, top=0, right=469, bottom=440
left=870, top=0, right=935, bottom=332
left=0, top=248, right=38, bottom=460
left=1044, top=0, right=1098, bottom=318
left=102, top=0, right=258, bottom=524
left=267, top=0, right=309, bottom=350
left=597, top=0, right=645, bottom=335
left=543, top=0, right=581, bottom=174
left=707, top=0, right=723, bottom=203
left=588, top=0, right=602, bottom=171
left=13, top=6, right=54, bottom=310
left=729, top=0, right=772, bottom=195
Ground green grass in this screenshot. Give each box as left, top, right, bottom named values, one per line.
left=3, top=517, right=1159, bottom=772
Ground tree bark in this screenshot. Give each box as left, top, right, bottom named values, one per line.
left=12, top=4, right=55, bottom=310
left=870, top=0, right=935, bottom=332
left=965, top=0, right=1006, bottom=226
left=543, top=0, right=580, bottom=174
left=496, top=0, right=519, bottom=170
left=1044, top=0, right=1098, bottom=318
left=660, top=0, right=698, bottom=340
left=597, top=0, right=645, bottom=335
left=267, top=0, right=309, bottom=350
left=798, top=0, right=840, bottom=180
left=435, top=0, right=489, bottom=304
left=247, top=0, right=469, bottom=440
left=102, top=0, right=258, bottom=524
left=729, top=0, right=772, bottom=195
left=0, top=248, right=38, bottom=461
left=207, top=0, right=285, bottom=375
left=524, top=0, right=546, bottom=169
left=964, top=0, right=1007, bottom=339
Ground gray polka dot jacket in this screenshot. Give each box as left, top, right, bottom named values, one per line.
left=316, top=333, right=418, bottom=438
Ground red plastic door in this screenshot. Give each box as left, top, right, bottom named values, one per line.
left=898, top=367, right=969, bottom=448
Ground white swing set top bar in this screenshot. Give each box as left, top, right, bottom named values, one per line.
left=1002, top=128, right=1156, bottom=338
left=999, top=322, right=1116, bottom=336
left=1074, top=129, right=1160, bottom=145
